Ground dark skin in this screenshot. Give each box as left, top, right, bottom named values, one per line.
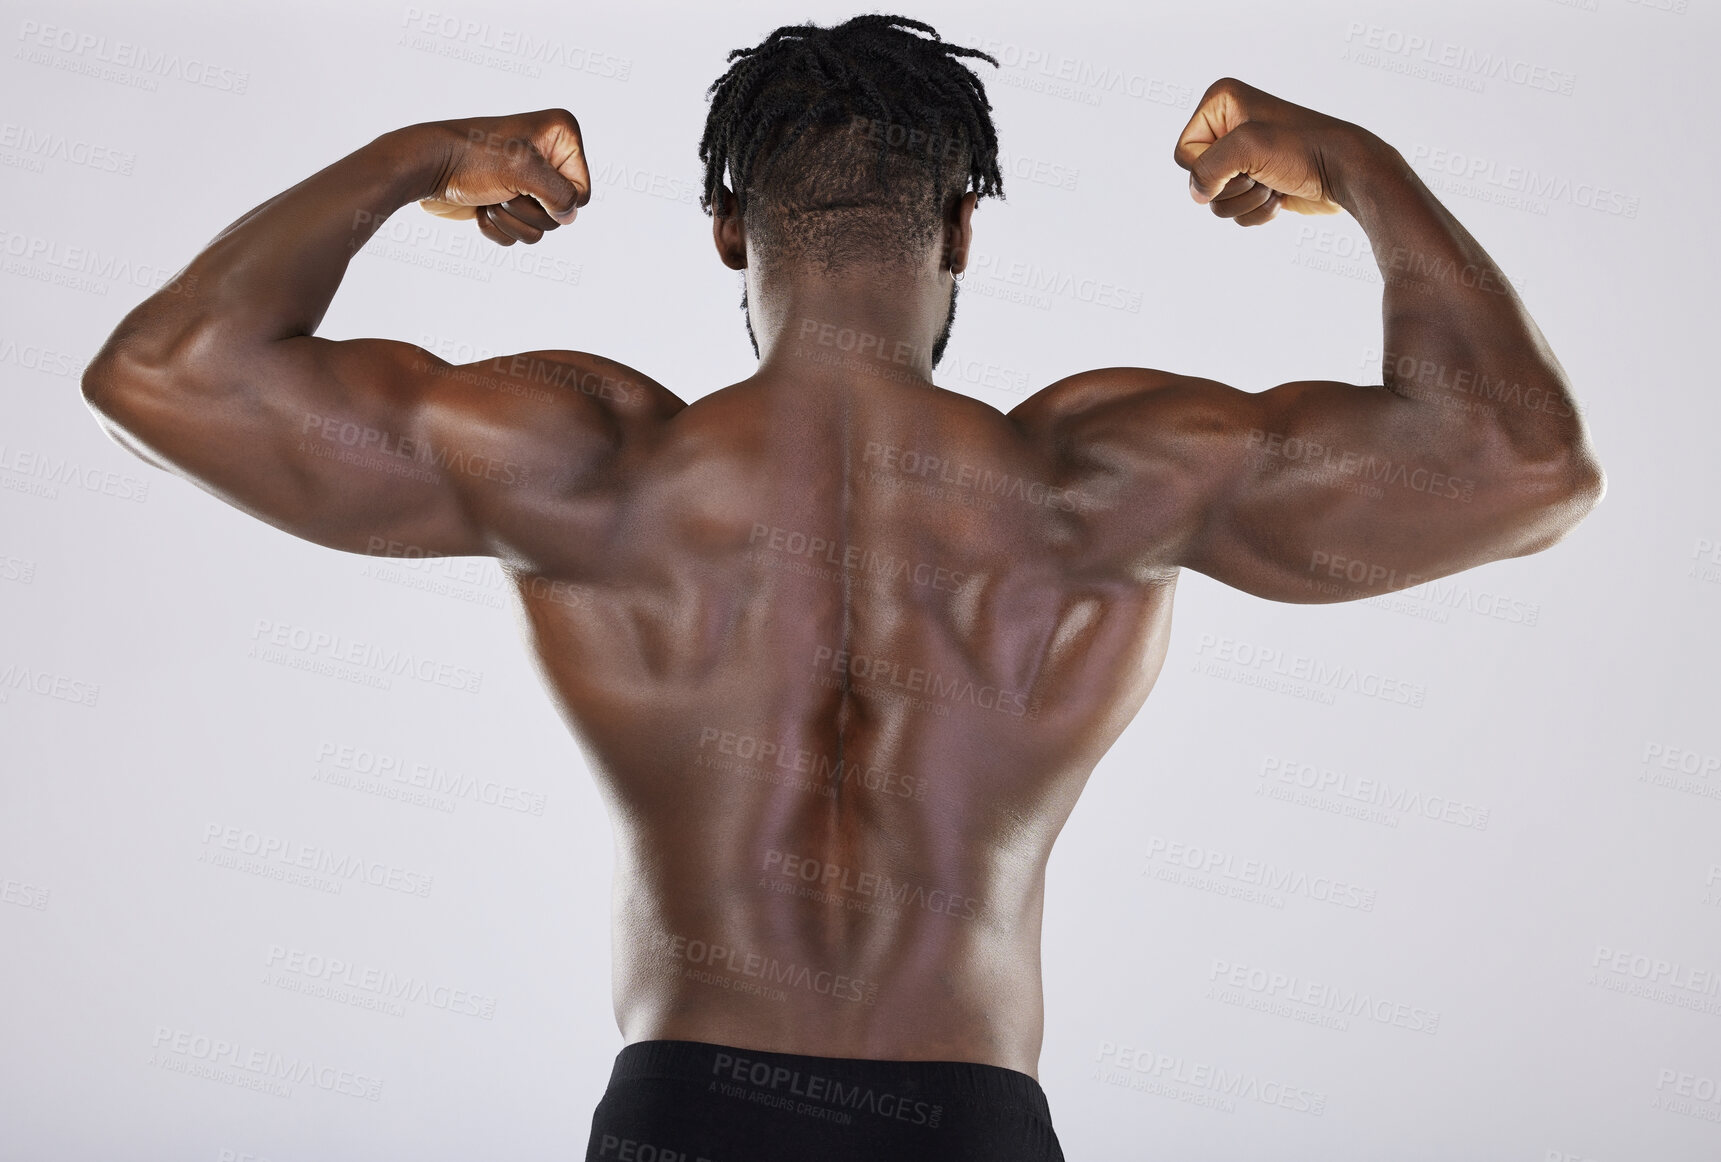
left=82, top=79, right=1602, bottom=1080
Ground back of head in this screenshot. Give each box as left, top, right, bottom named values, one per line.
left=698, top=14, right=1006, bottom=273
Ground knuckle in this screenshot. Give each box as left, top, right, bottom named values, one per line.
left=1207, top=76, right=1245, bottom=101
left=1231, top=121, right=1271, bottom=152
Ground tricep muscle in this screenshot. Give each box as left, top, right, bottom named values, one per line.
left=1026, top=368, right=1590, bottom=601
left=82, top=336, right=619, bottom=561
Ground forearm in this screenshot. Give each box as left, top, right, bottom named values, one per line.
left=1332, top=134, right=1592, bottom=470
left=86, top=123, right=451, bottom=384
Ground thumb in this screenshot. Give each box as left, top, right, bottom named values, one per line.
left=517, top=148, right=584, bottom=224
left=1186, top=123, right=1269, bottom=204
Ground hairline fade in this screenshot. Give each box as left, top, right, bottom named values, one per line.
left=697, top=14, right=1006, bottom=268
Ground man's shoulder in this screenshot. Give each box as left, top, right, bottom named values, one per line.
left=490, top=348, right=687, bottom=423
left=1007, top=367, right=1244, bottom=448
left=411, top=347, right=684, bottom=513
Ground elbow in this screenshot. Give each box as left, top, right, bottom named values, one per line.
left=80, top=343, right=202, bottom=425
left=80, top=358, right=140, bottom=436
left=80, top=334, right=155, bottom=414
left=1565, top=451, right=1606, bottom=515
left=81, top=357, right=124, bottom=415
left=1493, top=445, right=1605, bottom=558
left=1538, top=432, right=1606, bottom=518
left=1467, top=395, right=1605, bottom=511
left=81, top=317, right=225, bottom=415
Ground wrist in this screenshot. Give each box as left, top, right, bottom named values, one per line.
left=1321, top=126, right=1403, bottom=216
left=368, top=122, right=461, bottom=206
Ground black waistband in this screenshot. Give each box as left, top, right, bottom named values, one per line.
left=608, top=1039, right=1052, bottom=1124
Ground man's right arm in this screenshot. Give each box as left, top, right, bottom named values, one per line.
left=78, top=114, right=657, bottom=565
left=1016, top=79, right=1604, bottom=600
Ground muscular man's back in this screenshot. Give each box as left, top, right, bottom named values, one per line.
left=80, top=53, right=1603, bottom=1153
left=508, top=365, right=1173, bottom=1076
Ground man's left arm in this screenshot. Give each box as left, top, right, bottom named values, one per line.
left=1016, top=81, right=1604, bottom=601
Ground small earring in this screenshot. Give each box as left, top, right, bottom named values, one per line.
left=952, top=268, right=964, bottom=283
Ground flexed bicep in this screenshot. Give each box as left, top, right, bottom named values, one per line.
left=82, top=336, right=625, bottom=562
left=1026, top=368, right=1594, bottom=602
left=1049, top=76, right=1604, bottom=598
left=1173, top=375, right=1591, bottom=602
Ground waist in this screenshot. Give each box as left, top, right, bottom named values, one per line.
left=608, top=1038, right=1053, bottom=1125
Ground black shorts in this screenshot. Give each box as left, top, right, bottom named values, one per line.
left=584, top=1039, right=1065, bottom=1161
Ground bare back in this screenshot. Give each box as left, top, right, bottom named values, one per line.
left=503, top=370, right=1175, bottom=1076
left=80, top=92, right=1600, bottom=1086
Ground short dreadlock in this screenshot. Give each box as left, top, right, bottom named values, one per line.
left=698, top=14, right=1005, bottom=270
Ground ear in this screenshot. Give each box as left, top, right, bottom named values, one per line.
left=712, top=184, right=747, bottom=271
left=943, top=190, right=977, bottom=277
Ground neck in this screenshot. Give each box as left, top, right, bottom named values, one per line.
left=747, top=252, right=954, bottom=386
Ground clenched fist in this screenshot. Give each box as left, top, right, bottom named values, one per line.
left=1173, top=78, right=1373, bottom=226
left=415, top=109, right=591, bottom=246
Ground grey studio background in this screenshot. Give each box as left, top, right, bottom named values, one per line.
left=0, top=0, right=1713, bottom=1158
